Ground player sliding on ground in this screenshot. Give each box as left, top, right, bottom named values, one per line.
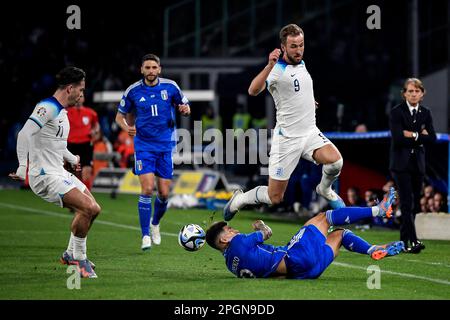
left=207, top=187, right=404, bottom=279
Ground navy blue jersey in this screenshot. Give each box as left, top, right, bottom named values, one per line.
left=223, top=232, right=287, bottom=278
left=118, top=78, right=189, bottom=152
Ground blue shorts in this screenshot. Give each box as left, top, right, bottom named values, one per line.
left=134, top=151, right=173, bottom=179
left=284, top=225, right=334, bottom=279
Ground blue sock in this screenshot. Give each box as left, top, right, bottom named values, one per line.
left=138, top=195, right=152, bottom=237
left=152, top=196, right=168, bottom=226
left=342, top=229, right=372, bottom=255
left=325, top=207, right=373, bottom=226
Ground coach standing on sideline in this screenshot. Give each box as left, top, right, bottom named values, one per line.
left=389, top=78, right=436, bottom=254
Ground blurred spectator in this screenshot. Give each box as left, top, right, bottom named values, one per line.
left=232, top=104, right=251, bottom=137
left=364, top=189, right=378, bottom=207
left=433, top=192, right=446, bottom=212
left=201, top=105, right=222, bottom=131
left=92, top=129, right=113, bottom=178
left=382, top=180, right=395, bottom=194
left=354, top=123, right=368, bottom=133
left=346, top=187, right=366, bottom=207
left=423, top=185, right=434, bottom=199
left=114, top=129, right=135, bottom=168
left=427, top=197, right=435, bottom=213
left=420, top=196, right=428, bottom=213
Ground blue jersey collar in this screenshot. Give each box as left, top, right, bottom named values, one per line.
left=49, top=96, right=65, bottom=112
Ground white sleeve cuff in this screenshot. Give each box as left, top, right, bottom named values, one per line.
left=64, top=150, right=78, bottom=165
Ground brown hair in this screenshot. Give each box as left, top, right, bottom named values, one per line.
left=401, top=78, right=426, bottom=98
left=279, top=24, right=304, bottom=45
left=142, top=53, right=161, bottom=66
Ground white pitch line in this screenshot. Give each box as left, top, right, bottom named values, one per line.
left=2, top=202, right=450, bottom=286
left=403, top=259, right=450, bottom=269
left=0, top=202, right=177, bottom=237
left=332, top=262, right=450, bottom=286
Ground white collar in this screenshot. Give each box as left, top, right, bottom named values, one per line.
left=406, top=101, right=419, bottom=115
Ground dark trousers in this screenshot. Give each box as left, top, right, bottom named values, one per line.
left=391, top=154, right=423, bottom=247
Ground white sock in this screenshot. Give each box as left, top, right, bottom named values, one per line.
left=73, top=235, right=87, bottom=261
left=371, top=206, right=380, bottom=216
left=66, top=232, right=74, bottom=256
left=318, top=160, right=343, bottom=201
left=231, top=186, right=272, bottom=211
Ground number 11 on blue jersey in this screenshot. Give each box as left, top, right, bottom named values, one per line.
left=151, top=104, right=158, bottom=116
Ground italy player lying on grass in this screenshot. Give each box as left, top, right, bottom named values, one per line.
left=206, top=187, right=404, bottom=279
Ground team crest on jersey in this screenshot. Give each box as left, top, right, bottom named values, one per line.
left=161, top=90, right=168, bottom=101
left=37, top=107, right=46, bottom=117
left=275, top=167, right=284, bottom=177
left=136, top=160, right=143, bottom=171
left=82, top=116, right=90, bottom=125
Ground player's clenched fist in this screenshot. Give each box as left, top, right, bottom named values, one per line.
left=252, top=220, right=273, bottom=240
left=268, top=48, right=282, bottom=67
left=178, top=104, right=191, bottom=116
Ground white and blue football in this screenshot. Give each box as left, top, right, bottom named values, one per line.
left=178, top=224, right=206, bottom=251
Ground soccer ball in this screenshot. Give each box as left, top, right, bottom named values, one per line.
left=178, top=224, right=206, bottom=251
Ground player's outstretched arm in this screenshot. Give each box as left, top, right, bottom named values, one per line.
left=248, top=49, right=281, bottom=96
left=9, top=120, right=41, bottom=181
left=252, top=220, right=273, bottom=240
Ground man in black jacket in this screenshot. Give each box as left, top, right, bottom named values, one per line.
left=389, top=78, right=436, bottom=253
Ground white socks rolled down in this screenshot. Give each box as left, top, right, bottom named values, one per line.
left=66, top=232, right=74, bottom=256
left=231, top=186, right=272, bottom=212
left=72, top=235, right=87, bottom=261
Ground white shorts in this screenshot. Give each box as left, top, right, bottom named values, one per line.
left=29, top=170, right=87, bottom=207
left=269, top=127, right=332, bottom=180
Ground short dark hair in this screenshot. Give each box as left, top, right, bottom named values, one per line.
left=55, top=66, right=86, bottom=88
left=205, top=221, right=227, bottom=250
left=279, top=23, right=304, bottom=45
left=142, top=53, right=161, bottom=65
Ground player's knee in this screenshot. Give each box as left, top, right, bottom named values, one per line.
left=316, top=212, right=327, bottom=221
left=323, top=158, right=343, bottom=176
left=157, top=193, right=169, bottom=202
left=140, top=187, right=153, bottom=196
left=87, top=202, right=101, bottom=217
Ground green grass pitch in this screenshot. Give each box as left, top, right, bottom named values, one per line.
left=0, top=189, right=449, bottom=300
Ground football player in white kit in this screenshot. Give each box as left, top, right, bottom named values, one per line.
left=224, top=24, right=345, bottom=221
left=9, top=67, right=100, bottom=278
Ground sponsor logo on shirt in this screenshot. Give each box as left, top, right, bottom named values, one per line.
left=139, top=97, right=146, bottom=102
